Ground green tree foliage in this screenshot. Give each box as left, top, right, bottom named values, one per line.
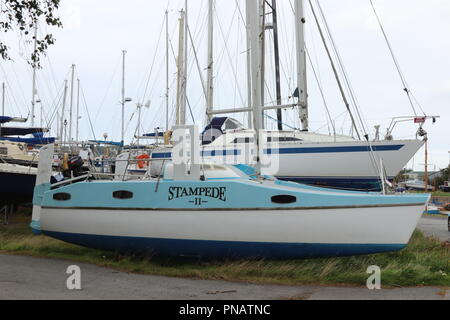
left=393, top=168, right=412, bottom=184
left=0, top=0, right=62, bottom=68
left=432, top=165, right=450, bottom=187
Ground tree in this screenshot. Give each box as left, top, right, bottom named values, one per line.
left=393, top=168, right=412, bottom=184
left=0, top=0, right=62, bottom=68
left=432, top=165, right=450, bottom=188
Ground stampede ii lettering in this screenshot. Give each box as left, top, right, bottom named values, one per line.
left=168, top=187, right=227, bottom=202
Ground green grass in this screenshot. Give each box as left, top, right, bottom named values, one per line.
left=409, top=190, right=450, bottom=198
left=1, top=211, right=449, bottom=287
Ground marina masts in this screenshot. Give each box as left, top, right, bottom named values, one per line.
left=206, top=0, right=215, bottom=123
left=246, top=0, right=264, bottom=132
left=31, top=25, right=38, bottom=127
left=271, top=0, right=283, bottom=130
left=76, top=78, right=80, bottom=142
left=294, top=0, right=308, bottom=131
left=69, top=64, right=76, bottom=144
left=59, top=80, right=68, bottom=144
left=165, top=10, right=170, bottom=131
left=176, top=10, right=187, bottom=125
left=1, top=82, right=4, bottom=116
left=121, top=50, right=127, bottom=146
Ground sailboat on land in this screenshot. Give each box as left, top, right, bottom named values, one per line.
left=31, top=2, right=430, bottom=259
left=31, top=126, right=429, bottom=259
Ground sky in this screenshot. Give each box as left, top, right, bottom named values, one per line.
left=0, top=0, right=449, bottom=171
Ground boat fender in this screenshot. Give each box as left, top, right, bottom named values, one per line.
left=136, top=154, right=150, bottom=169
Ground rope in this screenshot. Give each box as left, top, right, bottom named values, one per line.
left=369, top=0, right=426, bottom=116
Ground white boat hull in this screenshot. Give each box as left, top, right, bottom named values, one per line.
left=39, top=204, right=424, bottom=258
left=149, top=139, right=424, bottom=190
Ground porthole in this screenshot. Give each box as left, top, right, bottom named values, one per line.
left=271, top=195, right=297, bottom=204
left=53, top=193, right=71, bottom=201
left=113, top=190, right=134, bottom=199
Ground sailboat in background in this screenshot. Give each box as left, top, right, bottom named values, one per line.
left=145, top=0, right=431, bottom=191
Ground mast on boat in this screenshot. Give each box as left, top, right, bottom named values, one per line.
left=1, top=82, right=5, bottom=116
left=176, top=9, right=187, bottom=125
left=206, top=0, right=215, bottom=123
left=294, top=0, right=308, bottom=132
left=246, top=0, right=263, bottom=132
left=121, top=50, right=126, bottom=146
left=59, top=80, right=68, bottom=145
left=246, top=0, right=264, bottom=176
left=270, top=0, right=283, bottom=131
left=69, top=64, right=75, bottom=144
left=165, top=10, right=170, bottom=131
left=31, top=25, right=38, bottom=127
left=76, top=78, right=80, bottom=142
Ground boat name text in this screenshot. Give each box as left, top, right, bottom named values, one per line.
left=168, top=186, right=227, bottom=202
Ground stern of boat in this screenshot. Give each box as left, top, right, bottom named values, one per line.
left=30, top=144, right=54, bottom=235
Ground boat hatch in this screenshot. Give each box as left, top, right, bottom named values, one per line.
left=271, top=195, right=297, bottom=204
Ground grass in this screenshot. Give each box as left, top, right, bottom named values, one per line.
left=409, top=190, right=450, bottom=198
left=1, top=210, right=449, bottom=288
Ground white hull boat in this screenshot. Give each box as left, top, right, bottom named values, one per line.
left=32, top=143, right=430, bottom=259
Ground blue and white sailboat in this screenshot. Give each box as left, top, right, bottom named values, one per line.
left=31, top=125, right=430, bottom=259
left=30, top=2, right=430, bottom=259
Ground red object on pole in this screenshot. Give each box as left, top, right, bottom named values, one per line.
left=414, top=117, right=426, bottom=123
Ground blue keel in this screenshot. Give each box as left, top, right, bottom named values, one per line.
left=43, top=230, right=406, bottom=259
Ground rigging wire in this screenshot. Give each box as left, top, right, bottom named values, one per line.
left=369, top=0, right=426, bottom=116
left=93, top=56, right=121, bottom=123
left=214, top=5, right=246, bottom=109
left=80, top=83, right=97, bottom=141
left=305, top=46, right=335, bottom=135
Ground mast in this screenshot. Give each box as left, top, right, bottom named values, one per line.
left=245, top=0, right=253, bottom=129
left=121, top=50, right=127, bottom=146
left=69, top=64, right=75, bottom=144
left=294, top=0, right=308, bottom=131
left=308, top=1, right=361, bottom=139
left=271, top=0, right=283, bottom=130
left=246, top=0, right=263, bottom=132
left=424, top=136, right=429, bottom=192
left=260, top=0, right=266, bottom=129
left=246, top=0, right=264, bottom=177
left=176, top=10, right=186, bottom=125
left=165, top=10, right=170, bottom=131
left=1, top=82, right=4, bottom=116
left=206, top=0, right=215, bottom=123
left=76, top=78, right=80, bottom=142
left=184, top=0, right=188, bottom=101
left=60, top=80, right=68, bottom=144
left=31, top=25, right=38, bottom=127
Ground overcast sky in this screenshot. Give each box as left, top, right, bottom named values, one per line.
left=0, top=0, right=449, bottom=170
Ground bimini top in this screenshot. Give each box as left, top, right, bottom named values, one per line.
left=202, top=117, right=245, bottom=145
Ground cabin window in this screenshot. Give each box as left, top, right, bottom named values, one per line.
left=267, top=137, right=302, bottom=142
left=271, top=195, right=297, bottom=204
left=232, top=137, right=254, bottom=144
left=0, top=147, right=7, bottom=155
left=53, top=193, right=71, bottom=201
left=113, top=190, right=134, bottom=200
